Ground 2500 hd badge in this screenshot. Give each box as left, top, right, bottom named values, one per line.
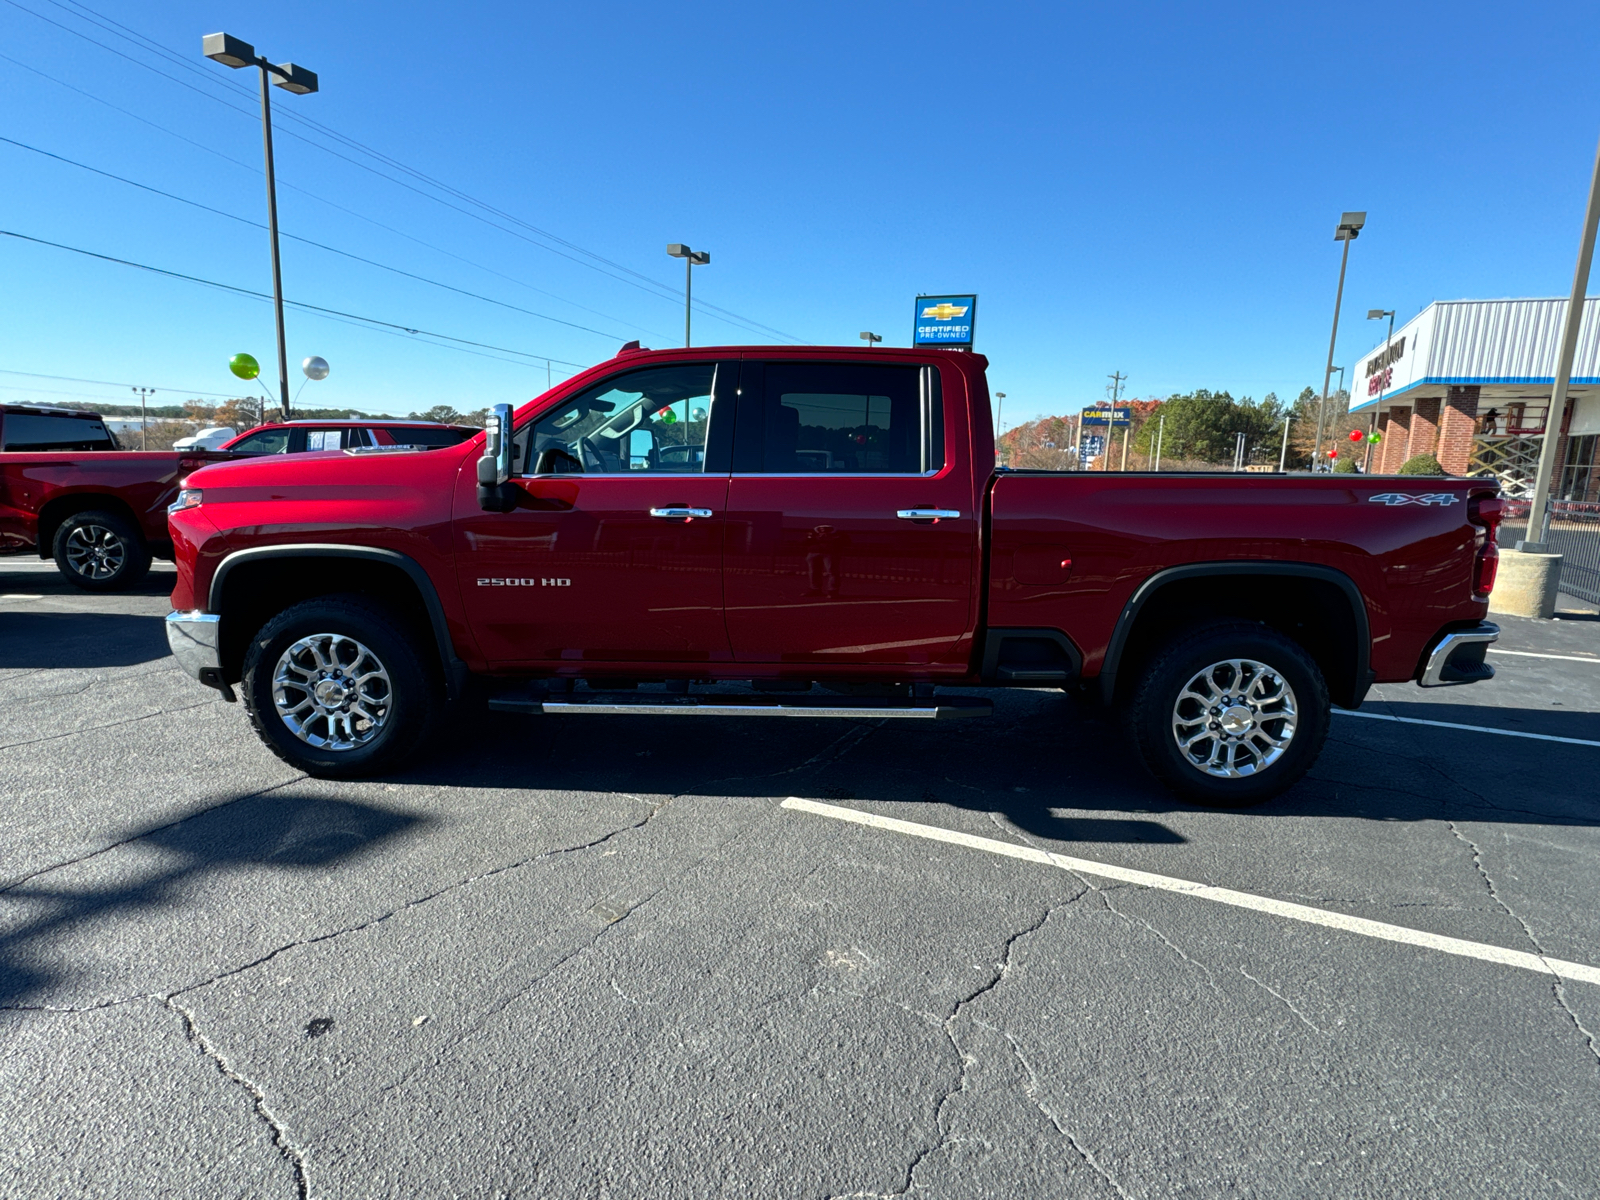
left=478, top=578, right=571, bottom=587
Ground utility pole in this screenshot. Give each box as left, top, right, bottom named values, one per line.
left=994, top=392, right=1006, bottom=464
left=1154, top=413, right=1165, bottom=471
left=1523, top=129, right=1600, bottom=548
left=1315, top=213, right=1367, bottom=470
left=1106, top=372, right=1126, bottom=471
left=131, top=386, right=154, bottom=450
left=1279, top=412, right=1292, bottom=471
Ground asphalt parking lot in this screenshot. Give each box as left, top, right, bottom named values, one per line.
left=3, top=558, right=1598, bottom=1199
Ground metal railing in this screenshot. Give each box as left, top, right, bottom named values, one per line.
left=1503, top=499, right=1600, bottom=606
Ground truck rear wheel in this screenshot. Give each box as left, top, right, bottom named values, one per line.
left=52, top=510, right=151, bottom=591
left=1125, top=621, right=1329, bottom=806
left=241, top=596, right=440, bottom=778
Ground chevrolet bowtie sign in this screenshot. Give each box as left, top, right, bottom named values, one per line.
left=913, top=294, right=978, bottom=348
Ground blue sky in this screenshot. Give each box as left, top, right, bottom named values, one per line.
left=2, top=1, right=1599, bottom=426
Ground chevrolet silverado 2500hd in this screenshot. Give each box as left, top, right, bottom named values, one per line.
left=163, top=345, right=1502, bottom=802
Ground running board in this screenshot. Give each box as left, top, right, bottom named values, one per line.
left=487, top=693, right=992, bottom=720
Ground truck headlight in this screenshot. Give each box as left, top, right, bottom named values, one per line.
left=169, top=489, right=203, bottom=513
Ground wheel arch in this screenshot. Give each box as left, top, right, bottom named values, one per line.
left=209, top=545, right=466, bottom=698
left=38, top=493, right=145, bottom=558
left=1099, top=562, right=1372, bottom=710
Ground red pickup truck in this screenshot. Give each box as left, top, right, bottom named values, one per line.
left=0, top=404, right=233, bottom=589
left=0, top=407, right=479, bottom=590
left=164, top=345, right=1502, bottom=803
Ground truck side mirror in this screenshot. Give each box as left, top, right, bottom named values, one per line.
left=476, top=403, right=516, bottom=512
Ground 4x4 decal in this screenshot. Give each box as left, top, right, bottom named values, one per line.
left=1367, top=493, right=1460, bottom=507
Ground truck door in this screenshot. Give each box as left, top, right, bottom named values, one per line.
left=454, top=360, right=737, bottom=667
left=722, top=360, right=977, bottom=668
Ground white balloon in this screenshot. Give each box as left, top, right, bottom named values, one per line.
left=301, top=355, right=330, bottom=381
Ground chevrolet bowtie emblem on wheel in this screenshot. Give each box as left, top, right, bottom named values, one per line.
left=1367, top=493, right=1460, bottom=507
left=920, top=302, right=969, bottom=320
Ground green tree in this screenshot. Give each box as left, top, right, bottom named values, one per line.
left=1133, top=390, right=1284, bottom=465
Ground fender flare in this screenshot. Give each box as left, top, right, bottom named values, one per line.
left=209, top=544, right=467, bottom=698
left=1098, top=561, right=1372, bottom=708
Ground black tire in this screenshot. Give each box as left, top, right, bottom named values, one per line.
left=52, top=510, right=151, bottom=591
left=1125, top=620, right=1330, bottom=806
left=241, top=595, right=440, bottom=778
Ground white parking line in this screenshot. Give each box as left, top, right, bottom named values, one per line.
left=1336, top=709, right=1600, bottom=748
left=1489, top=648, right=1600, bottom=663
left=781, top=797, right=1600, bottom=988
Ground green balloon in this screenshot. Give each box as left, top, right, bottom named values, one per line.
left=1368, top=432, right=1382, bottom=443
left=229, top=353, right=261, bottom=381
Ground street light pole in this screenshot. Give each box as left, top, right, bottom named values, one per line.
left=1315, top=212, right=1366, bottom=470
left=994, top=392, right=1006, bottom=465
left=1524, top=130, right=1600, bottom=548
left=203, top=33, right=317, bottom=421
left=1154, top=413, right=1164, bottom=471
left=666, top=244, right=710, bottom=347
left=859, top=331, right=883, bottom=350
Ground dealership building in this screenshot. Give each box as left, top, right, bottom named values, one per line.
left=1348, top=297, right=1600, bottom=500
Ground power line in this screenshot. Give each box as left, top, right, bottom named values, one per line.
left=0, top=136, right=635, bottom=342
left=0, top=229, right=588, bottom=368
left=10, top=0, right=803, bottom=343
left=0, top=52, right=669, bottom=341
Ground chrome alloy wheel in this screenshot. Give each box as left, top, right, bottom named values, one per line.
left=1170, top=658, right=1298, bottom=779
left=63, top=523, right=126, bottom=580
left=271, top=633, right=393, bottom=751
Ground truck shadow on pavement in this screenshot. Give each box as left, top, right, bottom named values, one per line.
left=0, top=612, right=171, bottom=668
left=0, top=794, right=423, bottom=1008
left=401, top=691, right=1600, bottom=840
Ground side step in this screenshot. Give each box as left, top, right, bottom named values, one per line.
left=487, top=692, right=992, bottom=720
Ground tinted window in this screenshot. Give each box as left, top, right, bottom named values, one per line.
left=383, top=426, right=473, bottom=447
left=750, top=363, right=933, bottom=473
left=515, top=363, right=717, bottom=474
left=2, top=413, right=114, bottom=452
left=229, top=429, right=291, bottom=455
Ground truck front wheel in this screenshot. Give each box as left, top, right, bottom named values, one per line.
left=52, top=510, right=151, bottom=591
left=241, top=596, right=440, bottom=778
left=1126, top=621, right=1330, bottom=806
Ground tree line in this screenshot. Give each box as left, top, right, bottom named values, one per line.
left=998, top=386, right=1369, bottom=471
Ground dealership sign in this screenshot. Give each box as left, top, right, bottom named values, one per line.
left=913, top=295, right=978, bottom=348
left=1080, top=406, right=1131, bottom=427
left=1365, top=336, right=1406, bottom=396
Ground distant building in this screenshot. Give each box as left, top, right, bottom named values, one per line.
left=1348, top=298, right=1600, bottom=500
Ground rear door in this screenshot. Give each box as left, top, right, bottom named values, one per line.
left=455, top=359, right=738, bottom=667
left=721, top=359, right=978, bottom=667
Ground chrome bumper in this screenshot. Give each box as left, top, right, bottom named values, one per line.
left=164, top=610, right=235, bottom=701
left=1418, top=621, right=1498, bottom=687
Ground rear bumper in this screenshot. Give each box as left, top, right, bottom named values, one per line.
left=164, top=610, right=235, bottom=701
left=1418, top=621, right=1498, bottom=687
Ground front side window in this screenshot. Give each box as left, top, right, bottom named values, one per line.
left=515, top=363, right=716, bottom=474
left=1, top=413, right=114, bottom=452
left=228, top=429, right=290, bottom=455
left=747, top=362, right=937, bottom=474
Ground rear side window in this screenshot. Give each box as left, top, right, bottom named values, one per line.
left=2, top=413, right=114, bottom=452
left=382, top=426, right=473, bottom=447
left=742, top=362, right=938, bottom=474
left=228, top=429, right=291, bottom=455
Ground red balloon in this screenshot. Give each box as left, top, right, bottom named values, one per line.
left=1348, top=429, right=1364, bottom=442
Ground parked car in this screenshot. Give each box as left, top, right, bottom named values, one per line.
left=164, top=345, right=1502, bottom=802
left=221, top=419, right=480, bottom=456
left=173, top=426, right=238, bottom=451
left=0, top=403, right=234, bottom=590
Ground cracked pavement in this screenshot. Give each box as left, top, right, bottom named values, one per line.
left=3, top=561, right=1599, bottom=1197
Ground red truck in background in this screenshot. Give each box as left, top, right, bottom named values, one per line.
left=164, top=345, right=1502, bottom=803
left=0, top=405, right=478, bottom=590
left=0, top=404, right=232, bottom=590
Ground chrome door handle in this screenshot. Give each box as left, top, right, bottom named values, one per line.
left=896, top=508, right=961, bottom=520
left=650, top=507, right=714, bottom=519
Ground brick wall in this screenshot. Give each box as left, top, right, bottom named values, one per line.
left=1380, top=407, right=1411, bottom=473
left=1437, top=386, right=1479, bottom=476
left=1407, top=396, right=1442, bottom=463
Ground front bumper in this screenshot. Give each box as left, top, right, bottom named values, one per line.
left=1418, top=621, right=1498, bottom=687
left=164, top=610, right=235, bottom=701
